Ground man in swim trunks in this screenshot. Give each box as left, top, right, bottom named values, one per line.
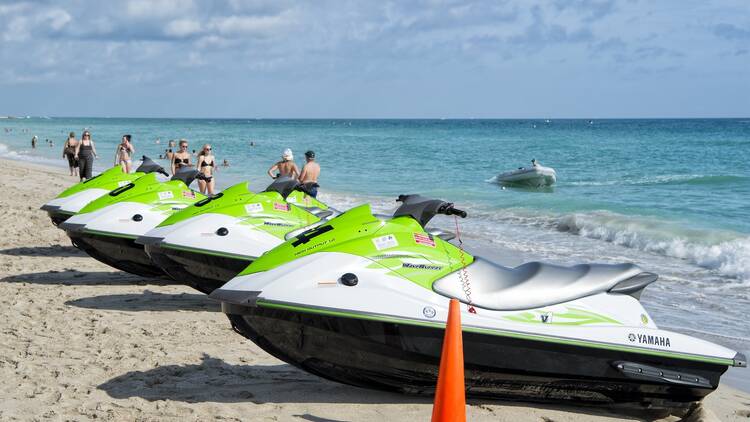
left=298, top=150, right=321, bottom=197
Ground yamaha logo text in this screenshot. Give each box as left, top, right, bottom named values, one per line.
left=629, top=333, right=671, bottom=348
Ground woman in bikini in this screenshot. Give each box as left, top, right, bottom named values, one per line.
left=267, top=148, right=300, bottom=179
left=196, top=144, right=217, bottom=195
left=114, top=134, right=135, bottom=173
left=62, top=132, right=79, bottom=177
left=171, top=139, right=192, bottom=175
left=74, top=130, right=98, bottom=181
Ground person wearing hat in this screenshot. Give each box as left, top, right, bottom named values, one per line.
left=267, top=148, right=300, bottom=179
left=298, top=150, right=321, bottom=197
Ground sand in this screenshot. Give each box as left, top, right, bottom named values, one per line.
left=1, top=157, right=748, bottom=422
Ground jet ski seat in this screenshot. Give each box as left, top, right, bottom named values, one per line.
left=433, top=258, right=655, bottom=311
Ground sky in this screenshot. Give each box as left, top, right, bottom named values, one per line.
left=0, top=0, right=748, bottom=118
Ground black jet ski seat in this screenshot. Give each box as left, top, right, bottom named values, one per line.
left=433, top=258, right=657, bottom=311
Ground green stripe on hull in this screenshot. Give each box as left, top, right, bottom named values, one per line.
left=160, top=242, right=255, bottom=261
left=256, top=299, right=734, bottom=366
left=81, top=229, right=139, bottom=240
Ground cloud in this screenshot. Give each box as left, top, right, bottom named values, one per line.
left=164, top=18, right=203, bottom=38
left=713, top=23, right=750, bottom=40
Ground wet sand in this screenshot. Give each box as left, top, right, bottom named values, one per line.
left=1, top=158, right=749, bottom=421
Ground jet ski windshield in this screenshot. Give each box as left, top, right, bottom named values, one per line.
left=170, top=168, right=201, bottom=187
left=135, top=156, right=168, bottom=176
left=393, top=194, right=467, bottom=227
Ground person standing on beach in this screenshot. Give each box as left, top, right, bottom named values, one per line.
left=74, top=130, right=98, bottom=181
left=171, top=139, right=192, bottom=175
left=62, top=132, right=79, bottom=177
left=298, top=150, right=320, bottom=197
left=31, top=136, right=37, bottom=149
left=114, top=134, right=135, bottom=173
left=196, top=144, right=216, bottom=195
left=267, top=148, right=299, bottom=179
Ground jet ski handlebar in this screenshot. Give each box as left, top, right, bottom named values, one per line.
left=394, top=194, right=468, bottom=227
left=440, top=204, right=467, bottom=218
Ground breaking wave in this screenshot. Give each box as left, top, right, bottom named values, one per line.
left=556, top=211, right=750, bottom=281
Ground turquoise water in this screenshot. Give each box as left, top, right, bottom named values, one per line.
left=2, top=117, right=749, bottom=357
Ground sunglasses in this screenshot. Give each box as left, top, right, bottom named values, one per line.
left=205, top=148, right=212, bottom=151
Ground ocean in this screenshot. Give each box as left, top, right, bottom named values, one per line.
left=2, top=117, right=749, bottom=371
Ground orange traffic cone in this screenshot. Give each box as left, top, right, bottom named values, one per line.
left=431, top=298, right=466, bottom=422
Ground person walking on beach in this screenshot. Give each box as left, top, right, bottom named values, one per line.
left=171, top=139, right=192, bottom=175
left=267, top=148, right=299, bottom=179
left=298, top=150, right=320, bottom=197
left=62, top=132, right=79, bottom=177
left=31, top=136, right=37, bottom=149
left=74, top=130, right=98, bottom=181
left=196, top=144, right=216, bottom=195
left=114, top=134, right=135, bottom=173
left=165, top=139, right=176, bottom=161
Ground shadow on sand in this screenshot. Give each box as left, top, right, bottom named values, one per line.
left=65, top=291, right=218, bottom=312
left=97, top=354, right=668, bottom=420
left=0, top=245, right=86, bottom=257
left=0, top=269, right=174, bottom=286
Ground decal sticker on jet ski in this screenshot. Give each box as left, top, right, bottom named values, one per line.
left=264, top=221, right=295, bottom=227
left=372, top=234, right=398, bottom=250
left=630, top=333, right=671, bottom=348
left=158, top=191, right=174, bottom=200
left=245, top=203, right=263, bottom=213
left=505, top=308, right=620, bottom=326
left=274, top=202, right=290, bottom=212
left=287, top=196, right=298, bottom=204
left=423, top=306, right=436, bottom=318
left=182, top=191, right=196, bottom=199
left=118, top=180, right=131, bottom=187
left=413, top=232, right=435, bottom=247
left=402, top=262, right=442, bottom=271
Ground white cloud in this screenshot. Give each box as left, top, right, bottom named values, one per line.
left=209, top=11, right=295, bottom=37
left=165, top=18, right=202, bottom=37
left=125, top=0, right=194, bottom=18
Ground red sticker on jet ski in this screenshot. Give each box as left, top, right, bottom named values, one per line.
left=273, top=202, right=290, bottom=212
left=413, top=233, right=435, bottom=247
left=182, top=191, right=195, bottom=199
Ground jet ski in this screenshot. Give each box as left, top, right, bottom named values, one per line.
left=59, top=168, right=207, bottom=278
left=41, top=156, right=165, bottom=226
left=496, top=164, right=556, bottom=187
left=138, top=177, right=334, bottom=294
left=210, top=194, right=746, bottom=410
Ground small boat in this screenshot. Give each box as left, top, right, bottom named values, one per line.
left=496, top=162, right=556, bottom=187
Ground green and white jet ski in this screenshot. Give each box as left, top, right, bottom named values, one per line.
left=137, top=177, right=334, bottom=294
left=41, top=156, right=166, bottom=226
left=211, top=194, right=746, bottom=410
left=59, top=168, right=207, bottom=278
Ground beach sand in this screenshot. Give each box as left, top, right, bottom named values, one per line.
left=1, top=157, right=748, bottom=421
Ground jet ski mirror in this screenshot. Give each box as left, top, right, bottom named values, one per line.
left=135, top=156, right=169, bottom=176
left=171, top=168, right=201, bottom=187
left=393, top=194, right=468, bottom=227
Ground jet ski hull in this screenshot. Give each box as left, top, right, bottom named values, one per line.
left=46, top=209, right=73, bottom=226
left=224, top=304, right=727, bottom=410
left=69, top=231, right=168, bottom=279
left=145, top=244, right=252, bottom=294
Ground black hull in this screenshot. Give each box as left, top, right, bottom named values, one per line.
left=48, top=211, right=70, bottom=227
left=145, top=244, right=251, bottom=294
left=69, top=232, right=168, bottom=279
left=225, top=306, right=727, bottom=410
